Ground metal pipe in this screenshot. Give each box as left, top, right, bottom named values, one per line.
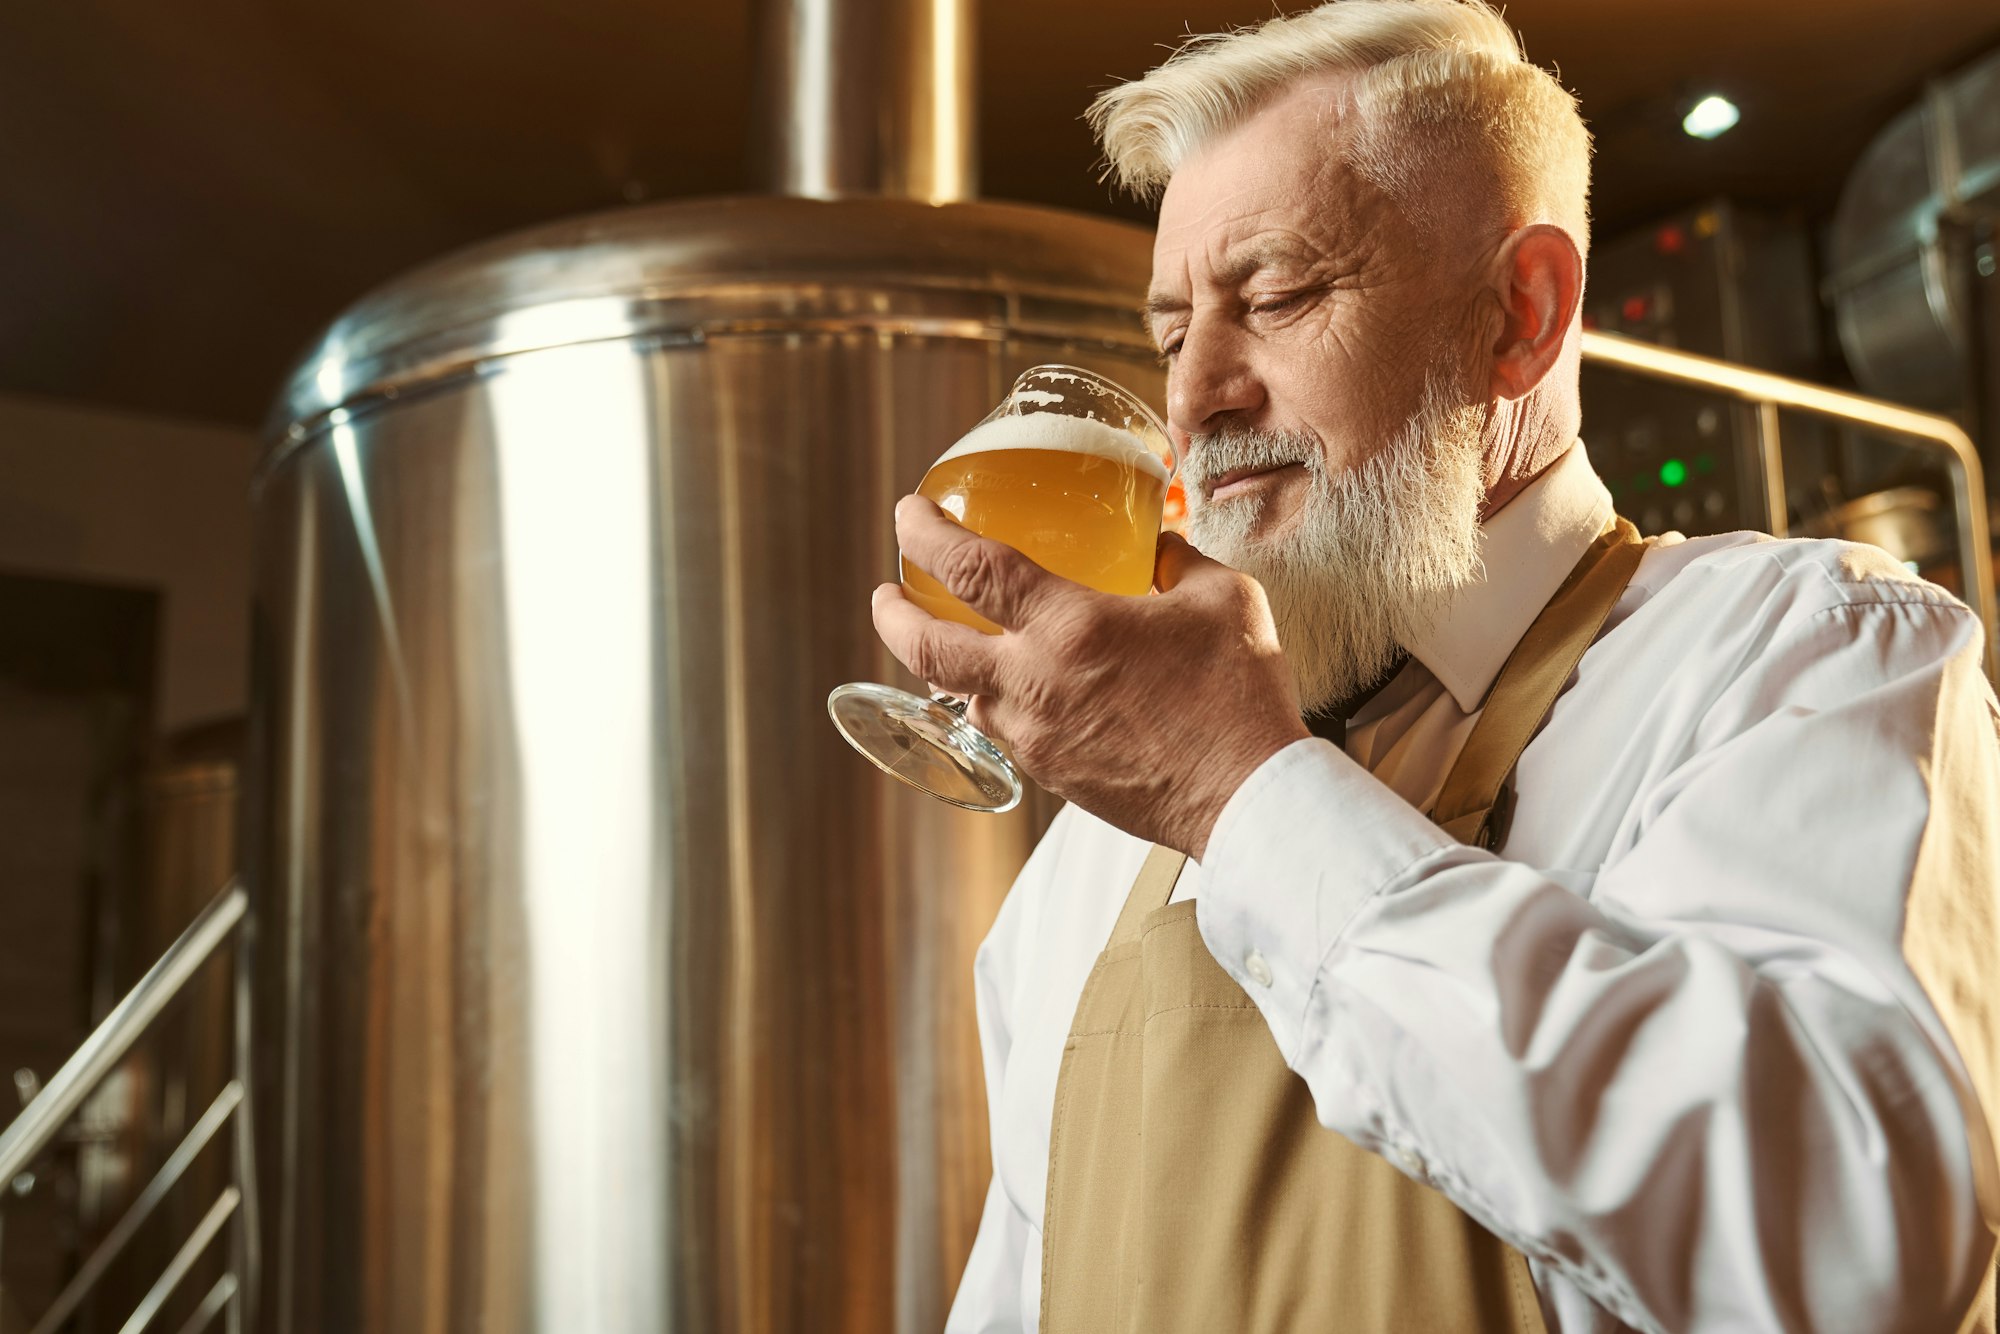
left=1582, top=329, right=1997, bottom=676
left=28, top=1083, right=243, bottom=1334
left=1753, top=401, right=1788, bottom=537
left=171, top=1275, right=239, bottom=1334
left=229, top=894, right=258, bottom=1334
left=753, top=0, right=975, bottom=201
left=0, top=882, right=247, bottom=1186
left=117, top=1188, right=240, bottom=1334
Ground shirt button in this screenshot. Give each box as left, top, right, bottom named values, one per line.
left=1244, top=949, right=1274, bottom=987
left=1395, top=1147, right=1425, bottom=1177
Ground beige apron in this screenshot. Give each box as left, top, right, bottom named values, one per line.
left=1038, top=517, right=1648, bottom=1333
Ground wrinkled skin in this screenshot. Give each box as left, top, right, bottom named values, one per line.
left=872, top=77, right=1584, bottom=857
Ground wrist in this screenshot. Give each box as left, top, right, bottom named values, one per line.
left=1185, top=718, right=1309, bottom=861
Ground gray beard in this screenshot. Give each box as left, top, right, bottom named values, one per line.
left=1183, top=372, right=1488, bottom=714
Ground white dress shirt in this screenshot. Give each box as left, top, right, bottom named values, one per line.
left=945, top=444, right=2000, bottom=1334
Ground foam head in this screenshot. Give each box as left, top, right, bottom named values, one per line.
left=935, top=413, right=1172, bottom=484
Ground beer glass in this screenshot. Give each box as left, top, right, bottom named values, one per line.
left=829, top=365, right=1178, bottom=812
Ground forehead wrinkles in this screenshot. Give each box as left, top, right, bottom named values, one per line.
left=1156, top=177, right=1260, bottom=246
left=1154, top=186, right=1281, bottom=285
left=1194, top=219, right=1312, bottom=289
left=1156, top=179, right=1343, bottom=280
left=1156, top=142, right=1370, bottom=279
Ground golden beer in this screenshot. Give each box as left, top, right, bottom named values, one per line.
left=831, top=364, right=1173, bottom=812
left=902, top=415, right=1170, bottom=633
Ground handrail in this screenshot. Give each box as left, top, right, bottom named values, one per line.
left=27, top=1082, right=243, bottom=1334
left=117, top=1186, right=240, bottom=1334
left=172, top=1273, right=239, bottom=1334
left=1581, top=330, right=1997, bottom=677
left=0, top=877, right=253, bottom=1334
left=0, top=880, right=247, bottom=1186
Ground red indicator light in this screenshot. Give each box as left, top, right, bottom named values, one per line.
left=1656, top=224, right=1687, bottom=256
left=1622, top=294, right=1650, bottom=323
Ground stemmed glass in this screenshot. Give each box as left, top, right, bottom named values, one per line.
left=828, top=365, right=1179, bottom=812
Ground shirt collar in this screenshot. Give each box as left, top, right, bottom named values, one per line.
left=1405, top=443, right=1615, bottom=714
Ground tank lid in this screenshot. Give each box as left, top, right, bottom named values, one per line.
left=268, top=196, right=1157, bottom=445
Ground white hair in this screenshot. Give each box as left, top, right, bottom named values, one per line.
left=1086, top=0, right=1591, bottom=250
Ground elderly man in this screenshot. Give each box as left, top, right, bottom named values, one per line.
left=874, top=1, right=2000, bottom=1330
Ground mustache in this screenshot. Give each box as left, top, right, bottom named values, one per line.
left=1181, top=427, right=1324, bottom=497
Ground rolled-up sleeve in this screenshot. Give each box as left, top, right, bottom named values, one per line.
left=1197, top=592, right=2000, bottom=1332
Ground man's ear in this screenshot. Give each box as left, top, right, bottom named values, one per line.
left=1486, top=224, right=1584, bottom=402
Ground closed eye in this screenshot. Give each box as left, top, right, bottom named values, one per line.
left=1248, top=291, right=1309, bottom=316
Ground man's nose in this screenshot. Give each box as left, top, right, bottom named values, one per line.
left=1166, top=325, right=1264, bottom=439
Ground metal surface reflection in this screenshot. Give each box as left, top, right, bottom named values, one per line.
left=247, top=196, right=1161, bottom=1332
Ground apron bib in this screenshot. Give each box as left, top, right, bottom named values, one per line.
left=1039, top=518, right=1648, bottom=1332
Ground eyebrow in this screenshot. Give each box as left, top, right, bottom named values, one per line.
left=1142, top=238, right=1320, bottom=324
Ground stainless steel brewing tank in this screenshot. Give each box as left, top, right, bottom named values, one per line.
left=246, top=195, right=1162, bottom=1333
left=1827, top=45, right=2000, bottom=412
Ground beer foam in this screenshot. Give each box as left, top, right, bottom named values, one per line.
left=935, top=413, right=1171, bottom=484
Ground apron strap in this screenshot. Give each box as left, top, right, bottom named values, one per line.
left=1430, top=516, right=1647, bottom=850
left=1109, top=844, right=1190, bottom=945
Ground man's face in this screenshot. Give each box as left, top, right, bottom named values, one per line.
left=1148, top=78, right=1486, bottom=540
left=1148, top=79, right=1500, bottom=712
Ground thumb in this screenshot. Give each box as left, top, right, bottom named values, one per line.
left=1154, top=530, right=1231, bottom=593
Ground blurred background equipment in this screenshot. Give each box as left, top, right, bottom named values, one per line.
left=1828, top=45, right=2000, bottom=424
left=0, top=573, right=157, bottom=1334
left=0, top=0, right=1998, bottom=1331
left=1581, top=330, right=1994, bottom=668
left=1573, top=43, right=2000, bottom=629
left=0, top=722, right=251, bottom=1334
left=1580, top=199, right=1820, bottom=537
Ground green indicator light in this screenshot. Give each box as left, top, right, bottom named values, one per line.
left=1694, top=452, right=1717, bottom=476
left=1659, top=458, right=1688, bottom=487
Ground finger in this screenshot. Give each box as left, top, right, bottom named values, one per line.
left=1154, top=529, right=1234, bottom=593
left=870, top=582, right=1007, bottom=698
left=894, top=495, right=1069, bottom=631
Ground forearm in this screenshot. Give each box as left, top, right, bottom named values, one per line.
left=1198, top=740, right=1997, bottom=1332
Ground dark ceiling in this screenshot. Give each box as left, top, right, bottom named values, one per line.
left=3, top=0, right=1996, bottom=428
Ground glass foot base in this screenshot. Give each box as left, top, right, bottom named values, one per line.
left=827, top=682, right=1023, bottom=813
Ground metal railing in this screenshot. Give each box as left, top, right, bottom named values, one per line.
left=0, top=881, right=256, bottom=1334
left=1582, top=329, right=1998, bottom=678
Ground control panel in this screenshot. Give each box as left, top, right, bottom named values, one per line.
left=1580, top=201, right=1820, bottom=538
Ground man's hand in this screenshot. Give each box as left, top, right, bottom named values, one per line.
left=871, top=495, right=1310, bottom=859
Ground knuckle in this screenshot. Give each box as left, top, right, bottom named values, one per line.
left=1064, top=608, right=1115, bottom=663
left=1218, top=570, right=1270, bottom=623
left=935, top=540, right=1010, bottom=609
left=905, top=626, right=946, bottom=683
left=1014, top=671, right=1066, bottom=730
